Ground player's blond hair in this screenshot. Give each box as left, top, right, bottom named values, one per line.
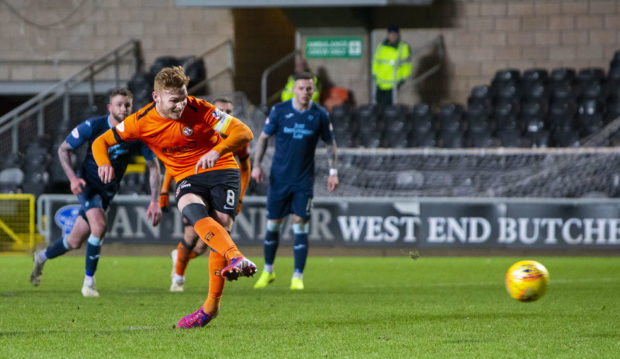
left=154, top=66, right=190, bottom=91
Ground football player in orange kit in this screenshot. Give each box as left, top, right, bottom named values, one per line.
left=92, top=66, right=256, bottom=329
left=160, top=97, right=251, bottom=292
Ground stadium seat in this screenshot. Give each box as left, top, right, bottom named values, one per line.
left=0, top=152, right=22, bottom=171
left=522, top=68, right=549, bottom=85
left=439, top=131, right=464, bottom=148
left=21, top=171, right=49, bottom=197
left=552, top=128, right=580, bottom=147
left=411, top=103, right=434, bottom=128
left=526, top=130, right=550, bottom=148
left=549, top=101, right=577, bottom=131
left=550, top=82, right=578, bottom=103
left=0, top=167, right=24, bottom=193
left=493, top=99, right=520, bottom=131
left=382, top=104, right=408, bottom=119
left=468, top=85, right=493, bottom=116
left=522, top=81, right=548, bottom=101
left=182, top=57, right=207, bottom=92
left=610, top=50, right=620, bottom=68
left=606, top=99, right=620, bottom=122
left=150, top=56, right=181, bottom=76
left=467, top=129, right=495, bottom=148
left=128, top=72, right=155, bottom=108
left=578, top=99, right=605, bottom=136
left=580, top=81, right=606, bottom=100
left=409, top=129, right=436, bottom=147
left=493, top=82, right=521, bottom=101
left=438, top=103, right=464, bottom=133
left=497, top=129, right=524, bottom=147
left=493, top=68, right=521, bottom=84
left=578, top=67, right=606, bottom=84
left=550, top=67, right=577, bottom=86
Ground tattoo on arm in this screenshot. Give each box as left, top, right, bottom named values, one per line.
left=253, top=134, right=269, bottom=168
left=326, top=140, right=338, bottom=170
left=57, top=142, right=77, bottom=180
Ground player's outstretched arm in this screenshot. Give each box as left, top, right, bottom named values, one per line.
left=58, top=141, right=86, bottom=195
left=92, top=129, right=119, bottom=183
left=326, top=139, right=339, bottom=192
left=251, top=132, right=270, bottom=184
left=146, top=158, right=162, bottom=226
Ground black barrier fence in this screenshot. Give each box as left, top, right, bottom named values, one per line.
left=37, top=194, right=620, bottom=250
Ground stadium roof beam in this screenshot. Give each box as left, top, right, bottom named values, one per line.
left=176, top=0, right=433, bottom=7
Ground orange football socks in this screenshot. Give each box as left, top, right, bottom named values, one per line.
left=193, top=217, right=242, bottom=261
left=175, top=242, right=198, bottom=276
left=203, top=250, right=226, bottom=317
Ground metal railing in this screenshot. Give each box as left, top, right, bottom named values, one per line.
left=183, top=39, right=235, bottom=96
left=0, top=39, right=142, bottom=155
left=260, top=49, right=300, bottom=107
left=371, top=34, right=446, bottom=104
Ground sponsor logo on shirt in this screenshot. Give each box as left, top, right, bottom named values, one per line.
left=285, top=113, right=294, bottom=118
left=116, top=122, right=125, bottom=132
left=161, top=141, right=197, bottom=154
left=71, top=128, right=79, bottom=138
left=283, top=123, right=313, bottom=139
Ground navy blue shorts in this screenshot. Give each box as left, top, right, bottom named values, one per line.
left=266, top=182, right=313, bottom=220
left=175, top=169, right=241, bottom=218
left=76, top=183, right=115, bottom=219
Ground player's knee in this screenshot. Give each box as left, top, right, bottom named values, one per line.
left=266, top=221, right=282, bottom=232
left=212, top=211, right=233, bottom=231
left=181, top=203, right=209, bottom=226
left=194, top=241, right=208, bottom=256
left=292, top=222, right=310, bottom=234
left=180, top=238, right=195, bottom=251
left=64, top=236, right=81, bottom=250
left=89, top=220, right=107, bottom=238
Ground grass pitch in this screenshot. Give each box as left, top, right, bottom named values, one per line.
left=1, top=254, right=619, bottom=358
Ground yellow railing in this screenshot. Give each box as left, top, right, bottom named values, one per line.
left=0, top=193, right=37, bottom=251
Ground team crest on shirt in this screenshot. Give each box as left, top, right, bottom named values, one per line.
left=182, top=126, right=193, bottom=136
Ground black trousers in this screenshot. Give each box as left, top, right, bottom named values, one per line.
left=376, top=87, right=394, bottom=106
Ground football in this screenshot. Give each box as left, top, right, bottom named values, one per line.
left=505, top=260, right=549, bottom=302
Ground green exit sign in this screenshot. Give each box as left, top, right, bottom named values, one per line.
left=306, top=37, right=363, bottom=58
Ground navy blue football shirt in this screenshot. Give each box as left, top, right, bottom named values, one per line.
left=263, top=100, right=334, bottom=189
left=65, top=114, right=154, bottom=194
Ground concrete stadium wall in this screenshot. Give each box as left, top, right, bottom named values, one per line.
left=1, top=0, right=620, bottom=106
left=398, top=0, right=620, bottom=106
left=0, top=1, right=233, bottom=84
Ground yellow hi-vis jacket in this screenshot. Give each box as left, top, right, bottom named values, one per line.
left=281, top=75, right=321, bottom=102
left=372, top=40, right=412, bottom=90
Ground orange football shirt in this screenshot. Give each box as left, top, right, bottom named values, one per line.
left=102, top=96, right=247, bottom=183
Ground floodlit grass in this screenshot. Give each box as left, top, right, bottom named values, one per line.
left=1, top=254, right=619, bottom=358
